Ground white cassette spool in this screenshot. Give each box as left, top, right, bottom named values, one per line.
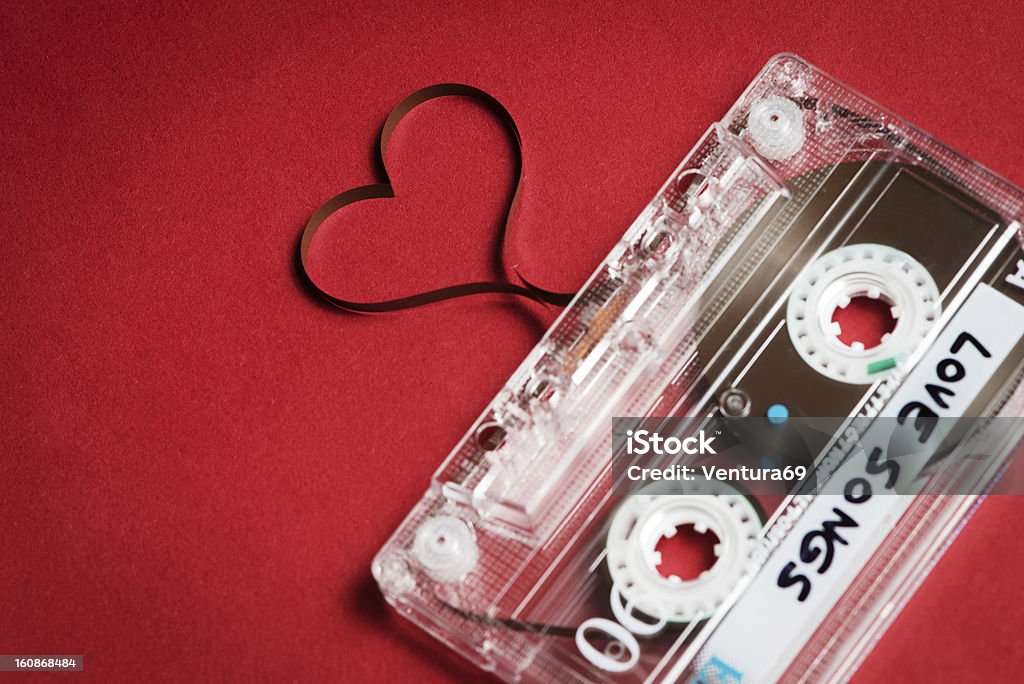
left=786, top=243, right=941, bottom=385
left=605, top=481, right=760, bottom=623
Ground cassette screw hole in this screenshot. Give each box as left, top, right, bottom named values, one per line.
left=719, top=388, right=751, bottom=418
left=655, top=524, right=721, bottom=581
left=475, top=423, right=506, bottom=450
left=831, top=295, right=897, bottom=350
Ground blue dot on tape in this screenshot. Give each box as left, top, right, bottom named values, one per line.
left=767, top=403, right=789, bottom=425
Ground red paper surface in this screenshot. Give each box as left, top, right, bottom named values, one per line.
left=3, top=1, right=1024, bottom=681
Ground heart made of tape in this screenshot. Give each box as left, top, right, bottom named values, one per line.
left=299, top=84, right=574, bottom=313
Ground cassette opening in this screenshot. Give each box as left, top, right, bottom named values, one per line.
left=655, top=523, right=720, bottom=582
left=830, top=295, right=897, bottom=350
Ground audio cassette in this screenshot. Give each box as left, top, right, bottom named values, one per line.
left=371, top=54, right=1024, bottom=682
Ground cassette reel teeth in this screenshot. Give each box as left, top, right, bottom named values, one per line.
left=605, top=481, right=760, bottom=623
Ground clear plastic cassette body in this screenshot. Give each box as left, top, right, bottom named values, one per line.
left=372, top=54, right=1024, bottom=683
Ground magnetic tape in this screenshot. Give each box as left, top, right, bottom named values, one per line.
left=371, top=54, right=1024, bottom=683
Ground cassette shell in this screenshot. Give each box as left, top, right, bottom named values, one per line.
left=373, top=54, right=1024, bottom=683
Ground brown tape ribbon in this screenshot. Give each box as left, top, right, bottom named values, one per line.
left=299, top=84, right=575, bottom=313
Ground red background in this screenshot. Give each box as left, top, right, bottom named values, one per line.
left=3, top=1, right=1024, bottom=681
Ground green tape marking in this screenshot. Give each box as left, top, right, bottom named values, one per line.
left=867, top=357, right=897, bottom=374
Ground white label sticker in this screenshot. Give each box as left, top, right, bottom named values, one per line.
left=691, top=283, right=1024, bottom=683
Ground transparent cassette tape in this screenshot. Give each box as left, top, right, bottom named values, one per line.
left=372, top=54, right=1024, bottom=682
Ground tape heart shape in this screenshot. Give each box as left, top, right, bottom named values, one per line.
left=299, top=84, right=575, bottom=313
